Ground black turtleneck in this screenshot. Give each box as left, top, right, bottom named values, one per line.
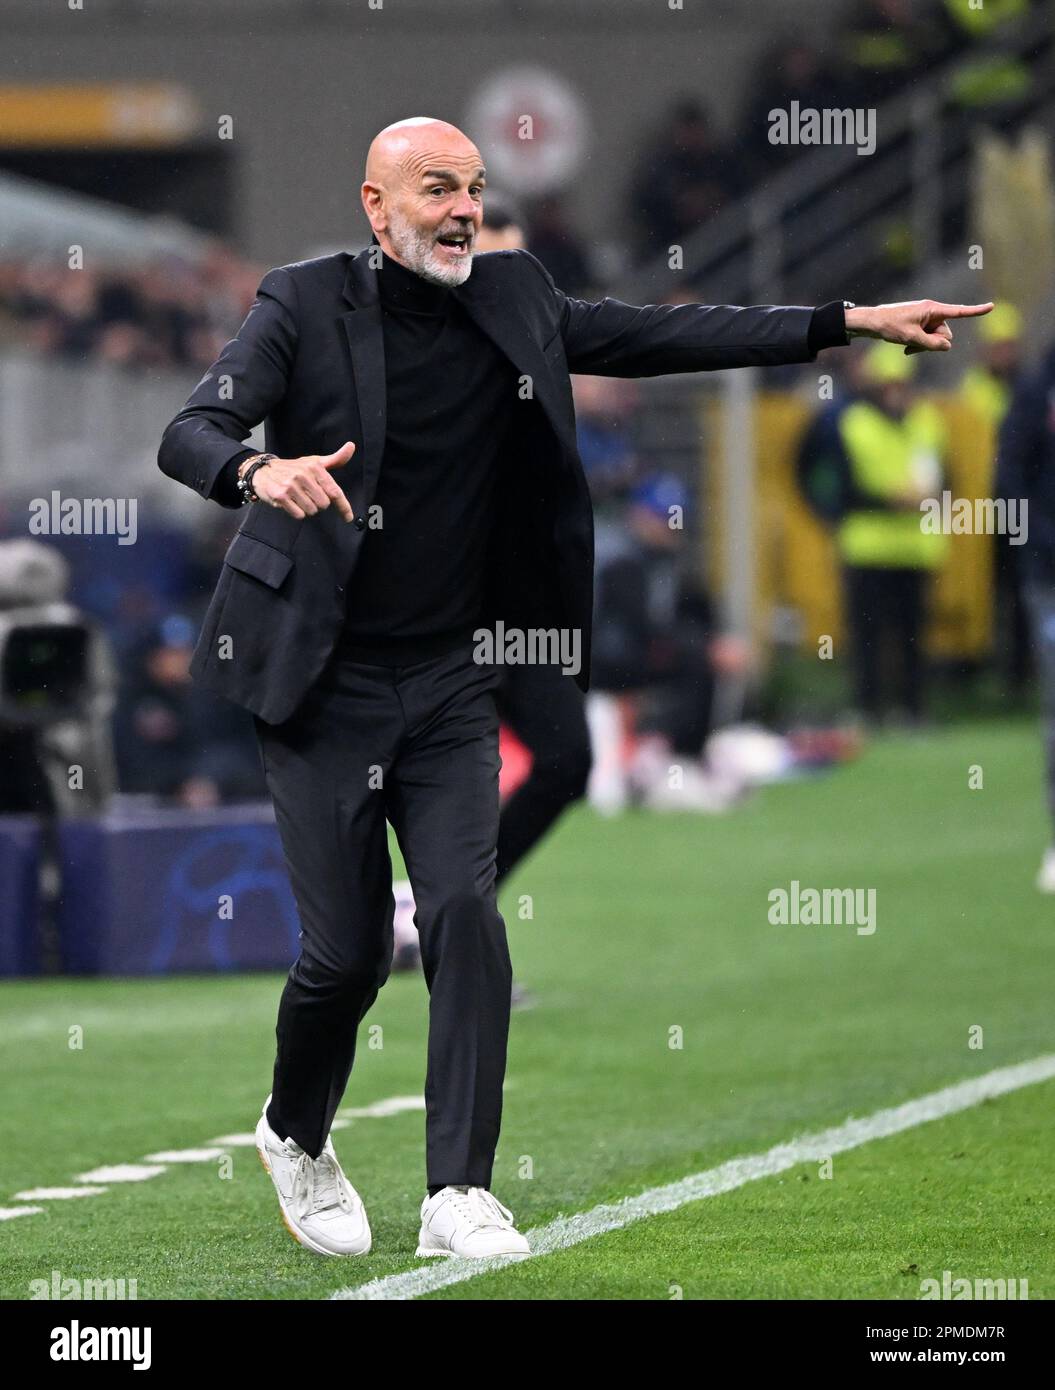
left=215, top=249, right=525, bottom=664
left=337, top=250, right=523, bottom=662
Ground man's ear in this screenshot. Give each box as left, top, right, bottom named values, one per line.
left=360, top=182, right=384, bottom=232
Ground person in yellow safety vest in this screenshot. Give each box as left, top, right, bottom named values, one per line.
left=940, top=0, right=1034, bottom=112
left=959, top=301, right=1024, bottom=430
left=837, top=0, right=950, bottom=106
left=960, top=303, right=1029, bottom=697
left=837, top=341, right=949, bottom=723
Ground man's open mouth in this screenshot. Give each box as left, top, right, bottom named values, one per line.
left=436, top=232, right=472, bottom=255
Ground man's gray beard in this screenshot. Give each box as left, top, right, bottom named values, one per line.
left=386, top=208, right=473, bottom=287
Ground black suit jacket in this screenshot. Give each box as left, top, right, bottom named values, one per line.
left=159, top=245, right=823, bottom=724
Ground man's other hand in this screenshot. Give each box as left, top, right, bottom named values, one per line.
left=846, top=301, right=994, bottom=355
left=246, top=442, right=356, bottom=520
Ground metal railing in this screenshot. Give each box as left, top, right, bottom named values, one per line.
left=618, top=7, right=1055, bottom=308
left=0, top=354, right=255, bottom=522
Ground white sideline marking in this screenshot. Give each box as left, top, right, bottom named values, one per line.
left=143, top=1148, right=227, bottom=1163
left=332, top=1054, right=1055, bottom=1301
left=14, top=1187, right=108, bottom=1200
left=4, top=1092, right=428, bottom=1227
left=75, top=1164, right=167, bottom=1183
left=208, top=1100, right=419, bottom=1148
left=338, top=1096, right=426, bottom=1119
left=207, top=1121, right=349, bottom=1146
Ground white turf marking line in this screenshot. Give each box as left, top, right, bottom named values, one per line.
left=332, top=1054, right=1055, bottom=1302
left=3, top=1092, right=428, bottom=1228
left=206, top=1100, right=418, bottom=1147
left=204, top=1118, right=347, bottom=1145
left=143, top=1148, right=227, bottom=1163
left=14, top=1187, right=108, bottom=1200
left=75, top=1164, right=167, bottom=1184
left=338, top=1096, right=426, bottom=1119
left=204, top=1098, right=424, bottom=1146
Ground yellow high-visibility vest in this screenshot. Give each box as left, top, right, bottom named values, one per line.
left=943, top=0, right=1027, bottom=37
left=837, top=400, right=950, bottom=570
left=959, top=366, right=1011, bottom=431
left=943, top=0, right=1032, bottom=108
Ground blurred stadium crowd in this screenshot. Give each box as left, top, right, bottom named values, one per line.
left=0, top=1, right=1041, bottom=354
left=0, top=0, right=1051, bottom=829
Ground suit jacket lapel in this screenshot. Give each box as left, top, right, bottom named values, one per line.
left=340, top=247, right=387, bottom=511
left=453, top=272, right=567, bottom=441
left=339, top=246, right=568, bottom=514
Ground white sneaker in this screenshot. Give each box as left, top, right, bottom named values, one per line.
left=1037, top=847, right=1055, bottom=894
left=417, top=1185, right=530, bottom=1259
left=254, top=1098, right=371, bottom=1256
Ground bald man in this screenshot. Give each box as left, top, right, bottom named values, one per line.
left=159, top=116, right=992, bottom=1261
left=388, top=189, right=593, bottom=986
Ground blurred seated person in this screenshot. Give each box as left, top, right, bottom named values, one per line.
left=113, top=613, right=266, bottom=807
left=589, top=473, right=750, bottom=811
left=572, top=374, right=640, bottom=516
left=474, top=189, right=526, bottom=252
left=740, top=40, right=846, bottom=182
left=627, top=98, right=744, bottom=262
left=526, top=193, right=594, bottom=297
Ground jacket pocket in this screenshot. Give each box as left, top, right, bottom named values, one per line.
left=223, top=530, right=294, bottom=589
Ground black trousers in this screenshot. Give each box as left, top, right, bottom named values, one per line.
left=254, top=643, right=510, bottom=1186
left=494, top=661, right=591, bottom=882
left=843, top=565, right=927, bottom=718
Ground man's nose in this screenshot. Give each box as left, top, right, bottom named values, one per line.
left=450, top=191, right=478, bottom=220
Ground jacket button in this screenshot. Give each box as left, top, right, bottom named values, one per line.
left=354, top=516, right=366, bottom=531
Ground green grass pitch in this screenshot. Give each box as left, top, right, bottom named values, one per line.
left=1, top=718, right=1051, bottom=1300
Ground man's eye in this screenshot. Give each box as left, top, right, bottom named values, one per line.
left=429, top=187, right=447, bottom=196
